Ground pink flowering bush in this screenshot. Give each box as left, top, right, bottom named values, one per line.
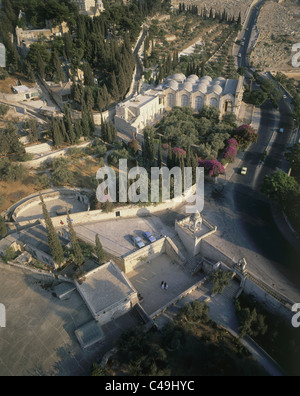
left=234, top=124, right=258, bottom=149
left=173, top=147, right=186, bottom=157
left=198, top=159, right=225, bottom=177
left=223, top=138, right=238, bottom=163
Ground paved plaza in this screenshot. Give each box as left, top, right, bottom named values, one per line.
left=74, top=216, right=176, bottom=257
left=127, top=254, right=202, bottom=316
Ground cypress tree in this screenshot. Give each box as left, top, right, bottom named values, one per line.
left=110, top=72, right=120, bottom=102
left=74, top=119, right=83, bottom=139
left=67, top=213, right=84, bottom=268
left=186, top=144, right=192, bottom=168
left=158, top=137, right=163, bottom=168
left=53, top=50, right=64, bottom=83
left=95, top=234, right=105, bottom=264
left=167, top=144, right=173, bottom=169
left=40, top=195, right=64, bottom=267
left=64, top=106, right=76, bottom=144
left=0, top=215, right=7, bottom=239
left=52, top=117, right=64, bottom=147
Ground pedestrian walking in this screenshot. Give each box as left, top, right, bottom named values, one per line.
left=161, top=281, right=165, bottom=289
left=164, top=282, right=168, bottom=291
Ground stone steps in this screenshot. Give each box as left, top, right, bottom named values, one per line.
left=221, top=280, right=240, bottom=301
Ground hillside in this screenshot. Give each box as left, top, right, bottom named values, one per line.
left=250, top=0, right=300, bottom=71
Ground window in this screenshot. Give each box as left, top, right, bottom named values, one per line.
left=168, top=93, right=175, bottom=108
left=210, top=98, right=218, bottom=108
left=195, top=96, right=203, bottom=111
left=181, top=95, right=189, bottom=107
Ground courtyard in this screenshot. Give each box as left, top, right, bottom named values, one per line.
left=127, top=254, right=203, bottom=316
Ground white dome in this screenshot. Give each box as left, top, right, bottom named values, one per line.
left=200, top=76, right=212, bottom=83
left=197, top=83, right=208, bottom=94
left=166, top=80, right=179, bottom=90
left=183, top=81, right=193, bottom=92
left=187, top=74, right=199, bottom=82
left=212, top=84, right=223, bottom=95
left=215, top=77, right=226, bottom=81
left=171, top=73, right=186, bottom=83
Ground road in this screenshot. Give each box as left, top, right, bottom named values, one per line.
left=229, top=2, right=300, bottom=295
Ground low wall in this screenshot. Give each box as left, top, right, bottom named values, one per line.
left=199, top=239, right=235, bottom=267
left=12, top=188, right=89, bottom=221
left=50, top=184, right=198, bottom=228
left=121, top=237, right=166, bottom=273
left=21, top=141, right=92, bottom=169
left=243, top=274, right=294, bottom=322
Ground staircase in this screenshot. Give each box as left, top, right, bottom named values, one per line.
left=221, top=280, right=241, bottom=301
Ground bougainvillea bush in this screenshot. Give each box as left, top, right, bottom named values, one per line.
left=198, top=159, right=225, bottom=177
left=173, top=147, right=186, bottom=157
left=223, top=138, right=238, bottom=163
left=234, top=124, right=258, bottom=149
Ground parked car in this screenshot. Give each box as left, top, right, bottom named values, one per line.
left=131, top=235, right=145, bottom=249
left=143, top=231, right=156, bottom=243
left=241, top=167, right=248, bottom=175
left=279, top=128, right=284, bottom=133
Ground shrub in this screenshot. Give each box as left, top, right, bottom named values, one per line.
left=198, top=159, right=225, bottom=177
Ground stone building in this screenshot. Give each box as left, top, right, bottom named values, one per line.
left=75, top=261, right=139, bottom=326
left=115, top=73, right=244, bottom=137
left=71, top=0, right=104, bottom=16
left=162, top=73, right=244, bottom=117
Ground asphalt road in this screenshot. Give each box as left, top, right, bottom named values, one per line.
left=232, top=2, right=300, bottom=290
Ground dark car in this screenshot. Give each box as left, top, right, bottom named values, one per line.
left=143, top=231, right=156, bottom=243
left=131, top=235, right=145, bottom=249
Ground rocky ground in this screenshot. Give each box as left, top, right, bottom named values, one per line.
left=250, top=0, right=300, bottom=71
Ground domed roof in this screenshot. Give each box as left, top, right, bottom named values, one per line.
left=215, top=76, right=226, bottom=81
left=212, top=84, right=223, bottom=95
left=166, top=79, right=179, bottom=90
left=183, top=81, right=193, bottom=92
left=197, top=83, right=208, bottom=94
left=171, top=73, right=186, bottom=83
left=200, top=76, right=213, bottom=83
left=186, top=74, right=199, bottom=82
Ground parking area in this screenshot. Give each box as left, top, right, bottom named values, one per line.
left=74, top=216, right=176, bottom=257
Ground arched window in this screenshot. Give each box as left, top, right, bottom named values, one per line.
left=181, top=94, right=189, bottom=107
left=210, top=97, right=218, bottom=108
left=168, top=93, right=175, bottom=108
left=225, top=100, right=233, bottom=112
left=195, top=96, right=203, bottom=111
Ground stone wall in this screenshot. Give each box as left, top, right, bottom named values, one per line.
left=119, top=237, right=186, bottom=274
left=200, top=239, right=236, bottom=267
left=243, top=274, right=294, bottom=322
left=12, top=188, right=90, bottom=221
left=121, top=237, right=166, bottom=273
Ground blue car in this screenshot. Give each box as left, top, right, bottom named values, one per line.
left=131, top=235, right=145, bottom=249
left=143, top=231, right=156, bottom=243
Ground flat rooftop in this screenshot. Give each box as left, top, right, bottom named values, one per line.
left=76, top=261, right=136, bottom=317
